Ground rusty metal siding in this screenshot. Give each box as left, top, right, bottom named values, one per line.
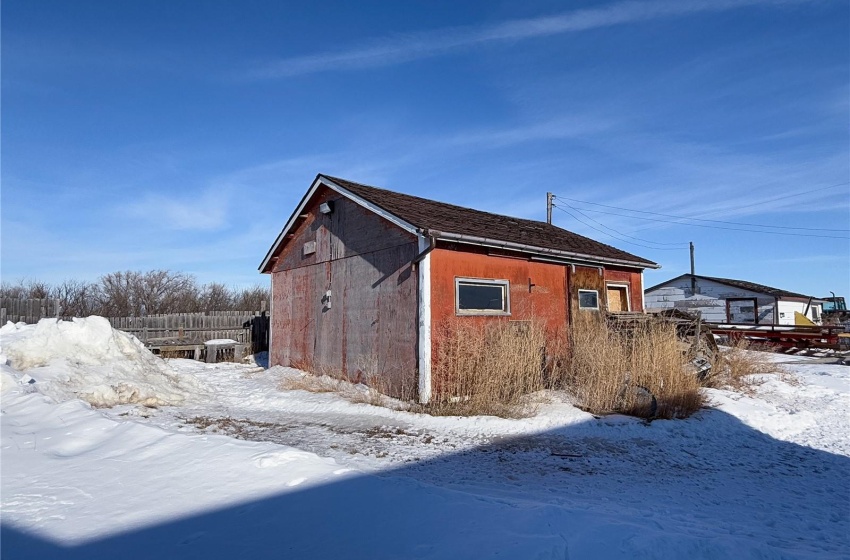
left=272, top=186, right=415, bottom=274
left=270, top=189, right=419, bottom=397
left=429, top=246, right=569, bottom=331
left=603, top=268, right=644, bottom=312
left=569, top=265, right=607, bottom=317
left=270, top=266, right=292, bottom=368
left=271, top=265, right=313, bottom=369
left=428, top=246, right=569, bottom=397
left=341, top=244, right=419, bottom=395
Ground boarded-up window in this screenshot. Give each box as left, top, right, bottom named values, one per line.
left=456, top=279, right=510, bottom=315
left=578, top=290, right=599, bottom=310
left=606, top=285, right=630, bottom=312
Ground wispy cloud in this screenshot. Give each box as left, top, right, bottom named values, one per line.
left=123, top=188, right=233, bottom=231
left=245, top=0, right=808, bottom=79
left=444, top=116, right=614, bottom=149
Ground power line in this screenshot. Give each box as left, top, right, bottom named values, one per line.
left=721, top=181, right=850, bottom=214
left=553, top=181, right=850, bottom=233
left=567, top=206, right=849, bottom=239
left=555, top=201, right=689, bottom=247
left=552, top=205, right=689, bottom=251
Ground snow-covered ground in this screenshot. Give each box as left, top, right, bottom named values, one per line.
left=2, top=318, right=848, bottom=559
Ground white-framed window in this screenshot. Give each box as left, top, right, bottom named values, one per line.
left=578, top=289, right=599, bottom=310
left=455, top=278, right=510, bottom=315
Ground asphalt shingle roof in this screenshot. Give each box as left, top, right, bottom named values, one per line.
left=698, top=275, right=812, bottom=299
left=322, top=175, right=657, bottom=268
left=646, top=274, right=813, bottom=299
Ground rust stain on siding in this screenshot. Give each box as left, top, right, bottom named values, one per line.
left=269, top=188, right=419, bottom=398
left=269, top=187, right=648, bottom=400
left=429, top=247, right=569, bottom=331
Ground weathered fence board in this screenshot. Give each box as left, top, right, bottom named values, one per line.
left=1, top=298, right=61, bottom=324
left=105, top=311, right=265, bottom=347
left=0, top=301, right=269, bottom=355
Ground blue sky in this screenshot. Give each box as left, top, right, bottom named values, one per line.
left=2, top=0, right=848, bottom=297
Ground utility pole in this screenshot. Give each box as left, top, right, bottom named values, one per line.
left=689, top=241, right=695, bottom=276
left=689, top=241, right=696, bottom=295
left=546, top=192, right=554, bottom=225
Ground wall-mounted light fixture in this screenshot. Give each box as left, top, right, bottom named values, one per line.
left=319, top=201, right=334, bottom=214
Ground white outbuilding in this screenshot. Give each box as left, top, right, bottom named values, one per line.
left=645, top=274, right=823, bottom=325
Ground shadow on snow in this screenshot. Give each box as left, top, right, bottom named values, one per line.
left=2, top=408, right=849, bottom=559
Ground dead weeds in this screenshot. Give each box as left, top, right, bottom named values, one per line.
left=560, top=316, right=706, bottom=419
left=704, top=337, right=793, bottom=393
left=278, top=369, right=400, bottom=410
left=275, top=317, right=715, bottom=421
left=422, top=319, right=550, bottom=419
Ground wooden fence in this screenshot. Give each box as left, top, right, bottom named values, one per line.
left=108, top=311, right=264, bottom=346
left=1, top=298, right=61, bottom=324
left=0, top=300, right=270, bottom=353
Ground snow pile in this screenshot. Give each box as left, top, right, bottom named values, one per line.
left=1, top=316, right=202, bottom=407
left=0, top=320, right=28, bottom=336
left=205, top=338, right=238, bottom=345
left=0, top=362, right=20, bottom=394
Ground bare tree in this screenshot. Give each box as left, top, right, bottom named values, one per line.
left=199, top=282, right=233, bottom=312
left=0, top=279, right=52, bottom=299
left=98, top=271, right=138, bottom=316
left=3, top=272, right=268, bottom=316
left=97, top=270, right=198, bottom=316
left=233, top=285, right=270, bottom=312
left=133, top=270, right=198, bottom=315
left=0, top=281, right=26, bottom=299
left=52, top=279, right=102, bottom=317
left=25, top=280, right=51, bottom=299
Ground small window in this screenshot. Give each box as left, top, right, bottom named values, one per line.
left=456, top=278, right=510, bottom=315
left=578, top=290, right=599, bottom=310
left=606, top=284, right=630, bottom=313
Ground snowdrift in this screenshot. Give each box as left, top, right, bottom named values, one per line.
left=0, top=363, right=18, bottom=394
left=1, top=316, right=202, bottom=407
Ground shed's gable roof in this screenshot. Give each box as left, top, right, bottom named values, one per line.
left=646, top=273, right=813, bottom=299
left=260, top=174, right=659, bottom=272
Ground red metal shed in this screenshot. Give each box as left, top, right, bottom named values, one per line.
left=260, top=174, right=659, bottom=402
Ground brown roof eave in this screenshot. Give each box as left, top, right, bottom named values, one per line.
left=262, top=173, right=659, bottom=273
left=258, top=174, right=326, bottom=273
left=433, top=230, right=659, bottom=270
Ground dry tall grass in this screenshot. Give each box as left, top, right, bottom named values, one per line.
left=562, top=316, right=705, bottom=419
left=425, top=319, right=552, bottom=418
left=281, top=315, right=707, bottom=420
left=280, top=355, right=403, bottom=405
left=278, top=368, right=394, bottom=407
left=705, top=337, right=789, bottom=392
